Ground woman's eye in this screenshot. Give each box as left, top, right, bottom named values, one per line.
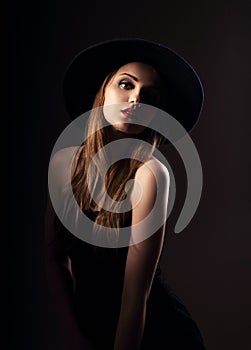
left=119, top=80, right=134, bottom=90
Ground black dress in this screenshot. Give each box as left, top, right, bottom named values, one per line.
left=54, top=209, right=206, bottom=350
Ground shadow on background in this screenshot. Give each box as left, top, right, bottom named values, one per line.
left=9, top=0, right=250, bottom=349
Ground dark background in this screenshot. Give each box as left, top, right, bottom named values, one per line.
left=10, top=0, right=250, bottom=349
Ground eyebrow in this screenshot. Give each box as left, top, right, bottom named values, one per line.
left=119, top=73, right=139, bottom=81
left=118, top=73, right=160, bottom=89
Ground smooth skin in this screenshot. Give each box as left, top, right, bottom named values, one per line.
left=103, top=62, right=161, bottom=135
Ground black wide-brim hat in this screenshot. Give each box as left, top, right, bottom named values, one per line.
left=63, top=38, right=204, bottom=136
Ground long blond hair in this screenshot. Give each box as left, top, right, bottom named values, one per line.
left=71, top=68, right=163, bottom=236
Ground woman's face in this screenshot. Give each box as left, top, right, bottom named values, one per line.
left=103, top=62, right=161, bottom=134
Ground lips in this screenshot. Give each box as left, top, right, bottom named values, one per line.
left=121, top=104, right=143, bottom=118
left=121, top=107, right=135, bottom=118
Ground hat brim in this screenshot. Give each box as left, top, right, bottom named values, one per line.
left=63, top=38, right=204, bottom=138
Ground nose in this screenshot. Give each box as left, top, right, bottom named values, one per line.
left=129, top=89, right=141, bottom=104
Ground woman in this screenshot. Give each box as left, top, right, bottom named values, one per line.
left=45, top=39, right=206, bottom=350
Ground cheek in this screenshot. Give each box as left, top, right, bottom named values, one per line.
left=103, top=88, right=126, bottom=121
left=103, top=104, right=120, bottom=123
left=104, top=86, right=126, bottom=106
left=104, top=90, right=113, bottom=106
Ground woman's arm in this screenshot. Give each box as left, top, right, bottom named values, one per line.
left=113, top=159, right=170, bottom=350
left=44, top=148, right=93, bottom=350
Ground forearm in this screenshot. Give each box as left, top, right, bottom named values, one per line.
left=113, top=299, right=146, bottom=350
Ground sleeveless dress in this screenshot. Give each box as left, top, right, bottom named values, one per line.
left=54, top=209, right=206, bottom=350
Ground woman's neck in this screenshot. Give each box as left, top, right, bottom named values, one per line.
left=105, top=125, right=141, bottom=142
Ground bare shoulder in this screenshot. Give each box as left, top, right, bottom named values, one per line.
left=135, top=156, right=170, bottom=184
left=48, top=146, right=82, bottom=193
left=49, top=146, right=81, bottom=170
left=130, top=156, right=170, bottom=225
left=131, top=157, right=170, bottom=209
